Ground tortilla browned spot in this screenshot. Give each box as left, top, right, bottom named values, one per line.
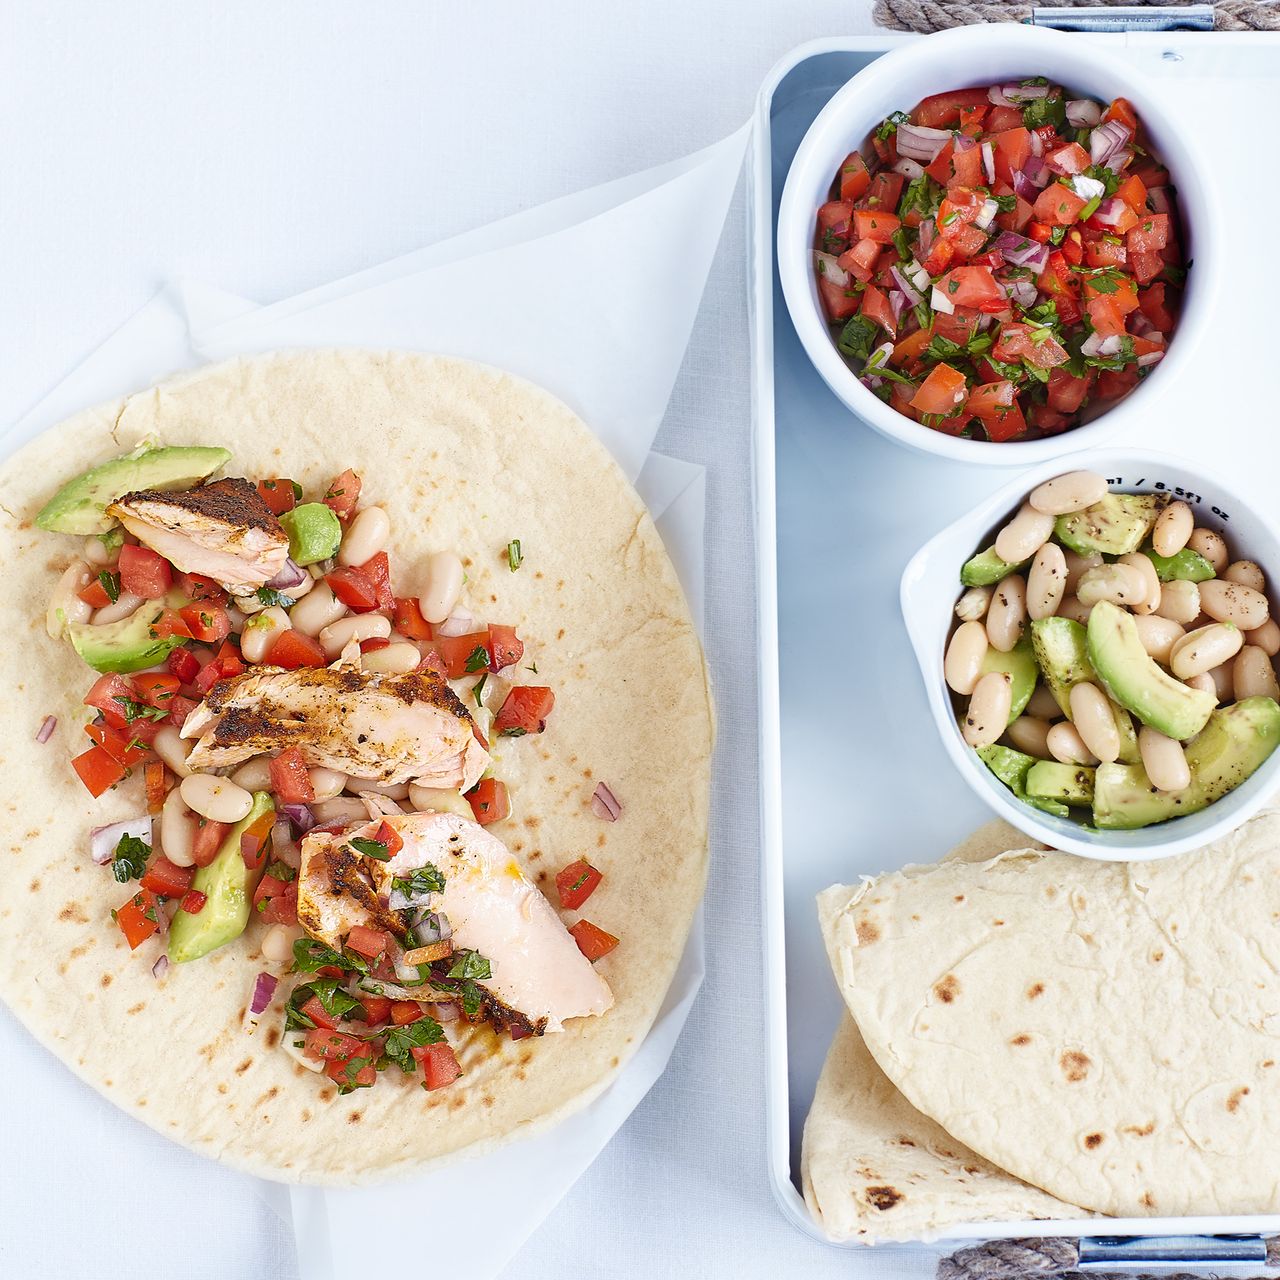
left=866, top=1186, right=903, bottom=1210
left=1084, top=1133, right=1104, bottom=1150
left=1027, top=981, right=1045, bottom=999
left=1227, top=1086, right=1251, bottom=1113
left=933, top=975, right=960, bottom=1004
left=855, top=916, right=880, bottom=945
left=1060, top=1051, right=1091, bottom=1083
left=1010, top=1034, right=1031, bottom=1047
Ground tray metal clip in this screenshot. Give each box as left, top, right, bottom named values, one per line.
left=1031, top=4, right=1214, bottom=31
left=1079, top=1235, right=1270, bottom=1275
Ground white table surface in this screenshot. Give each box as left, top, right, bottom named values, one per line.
left=0, top=3, right=945, bottom=1278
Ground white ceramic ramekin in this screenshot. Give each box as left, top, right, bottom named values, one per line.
left=901, top=449, right=1280, bottom=860
left=777, top=24, right=1217, bottom=466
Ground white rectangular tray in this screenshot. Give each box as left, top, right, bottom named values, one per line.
left=750, top=29, right=1280, bottom=1250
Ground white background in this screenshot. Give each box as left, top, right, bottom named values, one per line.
left=0, top=4, right=927, bottom=1279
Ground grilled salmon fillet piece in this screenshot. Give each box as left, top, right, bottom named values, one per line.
left=297, top=813, right=614, bottom=1033
left=107, top=476, right=290, bottom=594
left=180, top=663, right=491, bottom=790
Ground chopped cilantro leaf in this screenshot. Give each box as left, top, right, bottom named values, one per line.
left=507, top=539, right=523, bottom=572
left=381, top=1015, right=444, bottom=1074
left=464, top=645, right=489, bottom=674
left=874, top=110, right=908, bottom=142
left=112, top=833, right=150, bottom=883
left=473, top=673, right=487, bottom=707
left=499, top=725, right=527, bottom=738
left=448, top=949, right=492, bottom=981
left=393, top=864, right=446, bottom=897
left=97, top=570, right=120, bottom=604
left=292, top=937, right=369, bottom=976
left=112, top=696, right=170, bottom=724
left=1022, top=95, right=1066, bottom=130
left=255, top=586, right=295, bottom=607
left=836, top=314, right=878, bottom=364
left=350, top=836, right=391, bottom=862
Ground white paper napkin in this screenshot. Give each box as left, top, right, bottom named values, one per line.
left=1, top=122, right=746, bottom=1279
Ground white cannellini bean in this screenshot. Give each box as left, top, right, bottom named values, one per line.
left=944, top=621, right=989, bottom=696
left=1063, top=550, right=1102, bottom=598
left=360, top=642, right=421, bottom=675
left=180, top=773, right=254, bottom=823
left=310, top=797, right=371, bottom=825
left=1185, top=671, right=1217, bottom=699
left=1152, top=501, right=1194, bottom=558
left=954, top=586, right=993, bottom=624
left=1118, top=552, right=1161, bottom=616
left=1188, top=527, right=1228, bottom=573
left=289, top=581, right=348, bottom=636
left=345, top=776, right=410, bottom=801
left=1234, top=646, right=1280, bottom=701
left=152, top=725, right=193, bottom=777
left=337, top=505, right=391, bottom=567
left=1198, top=579, right=1270, bottom=632
left=1169, top=622, right=1243, bottom=681
left=83, top=535, right=120, bottom=567
left=1056, top=596, right=1092, bottom=626
left=231, top=756, right=275, bottom=791
left=1076, top=563, right=1147, bottom=609
left=319, top=612, right=391, bottom=659
left=1046, top=720, right=1099, bottom=766
left=1132, top=615, right=1185, bottom=666
left=160, top=787, right=197, bottom=867
left=1154, top=578, right=1200, bottom=625
left=284, top=572, right=315, bottom=601
left=1026, top=543, right=1067, bottom=621
left=1247, top=618, right=1280, bottom=657
left=995, top=502, right=1056, bottom=565
left=91, top=591, right=145, bottom=626
left=239, top=605, right=292, bottom=663
left=307, top=767, right=346, bottom=801
left=1027, top=470, right=1108, bottom=516
left=46, top=561, right=94, bottom=638
left=962, top=672, right=1012, bottom=748
left=261, top=922, right=304, bottom=964
left=418, top=550, right=465, bottom=625
left=1139, top=725, right=1191, bottom=793
left=1208, top=661, right=1235, bottom=704
left=1026, top=685, right=1063, bottom=721
left=408, top=784, right=475, bottom=819
left=985, top=574, right=1027, bottom=654
left=1068, top=682, right=1120, bottom=764
left=1005, top=715, right=1053, bottom=758
left=1225, top=560, right=1266, bottom=593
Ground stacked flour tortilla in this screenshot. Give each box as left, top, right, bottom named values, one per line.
left=805, top=810, right=1280, bottom=1241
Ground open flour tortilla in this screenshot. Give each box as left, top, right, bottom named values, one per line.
left=803, top=821, right=1082, bottom=1242
left=0, top=350, right=712, bottom=1182
left=818, top=808, right=1280, bottom=1217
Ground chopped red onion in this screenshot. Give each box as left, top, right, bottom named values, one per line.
left=35, top=715, right=56, bottom=744
left=988, top=84, right=1016, bottom=108
left=1130, top=312, right=1159, bottom=340
left=1106, top=148, right=1133, bottom=174
left=1147, top=186, right=1173, bottom=215
left=890, top=265, right=923, bottom=308
left=265, top=558, right=306, bottom=591
left=434, top=607, right=477, bottom=638
left=1010, top=170, right=1037, bottom=201
left=975, top=198, right=999, bottom=231
left=1089, top=121, right=1131, bottom=167
left=1137, top=350, right=1165, bottom=369
left=152, top=954, right=169, bottom=981
left=1091, top=197, right=1127, bottom=228
left=1029, top=129, right=1043, bottom=159
left=1066, top=98, right=1103, bottom=127
left=860, top=374, right=885, bottom=392
left=895, top=122, right=951, bottom=163
left=916, top=217, right=937, bottom=262
left=1070, top=174, right=1106, bottom=203
left=930, top=284, right=955, bottom=316
left=591, top=782, right=621, bottom=822
left=280, top=804, right=315, bottom=835
left=980, top=141, right=995, bottom=186
left=993, top=232, right=1049, bottom=271
left=434, top=1001, right=460, bottom=1023
left=974, top=312, right=994, bottom=332
left=815, top=250, right=850, bottom=289
left=1025, top=156, right=1050, bottom=188
left=887, top=289, right=908, bottom=325
left=1004, top=82, right=1051, bottom=103
left=891, top=156, right=925, bottom=181
left=1008, top=279, right=1039, bottom=309
left=952, top=133, right=977, bottom=156
left=1081, top=332, right=1123, bottom=358
left=250, top=971, right=278, bottom=1015
left=90, top=816, right=152, bottom=866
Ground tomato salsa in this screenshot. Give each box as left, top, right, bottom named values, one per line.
left=813, top=80, right=1185, bottom=441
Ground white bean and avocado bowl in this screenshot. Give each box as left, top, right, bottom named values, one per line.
left=945, top=470, right=1280, bottom=830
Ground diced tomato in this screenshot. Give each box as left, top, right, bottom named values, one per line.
left=256, top=478, right=298, bottom=516
left=265, top=628, right=327, bottom=669
left=817, top=270, right=859, bottom=322
left=956, top=103, right=988, bottom=133
left=152, top=608, right=194, bottom=641
left=180, top=603, right=231, bottom=645
left=193, top=658, right=227, bottom=696
left=115, top=888, right=161, bottom=950
left=84, top=673, right=135, bottom=731
left=994, top=128, right=1034, bottom=184
left=77, top=576, right=114, bottom=609
left=240, top=810, right=276, bottom=872
left=253, top=873, right=289, bottom=911
left=1033, top=182, right=1088, bottom=226
left=817, top=199, right=853, bottom=236
left=118, top=544, right=173, bottom=600
left=569, top=920, right=620, bottom=962
left=1027, top=404, right=1073, bottom=434
left=166, top=646, right=202, bottom=685
left=977, top=395, right=1027, bottom=442
left=556, top=859, right=603, bottom=911
left=1039, top=251, right=1082, bottom=325
left=304, top=1019, right=355, bottom=1052
left=1139, top=282, right=1176, bottom=332
left=346, top=924, right=389, bottom=959
left=892, top=326, right=932, bottom=369
left=862, top=171, right=904, bottom=212
left=859, top=284, right=898, bottom=338
left=1084, top=235, right=1127, bottom=269
left=323, top=469, right=362, bottom=521
left=913, top=87, right=990, bottom=128
left=937, top=187, right=981, bottom=235
left=967, top=380, right=1014, bottom=420
left=141, top=854, right=194, bottom=898
left=392, top=596, right=433, bottom=641
left=133, top=672, right=180, bottom=710
left=1095, top=367, right=1141, bottom=400
left=483, top=624, right=522, bottom=673
left=360, top=637, right=390, bottom=654
left=494, top=686, right=555, bottom=737
left=269, top=746, right=314, bottom=804
left=920, top=236, right=955, bottom=276
left=853, top=209, right=899, bottom=245
left=1045, top=142, right=1090, bottom=176
left=1116, top=173, right=1147, bottom=213
left=948, top=222, right=990, bottom=260
left=325, top=565, right=379, bottom=612
left=390, top=1000, right=424, bottom=1026
left=986, top=105, right=1026, bottom=133
left=369, top=820, right=404, bottom=859
left=467, top=778, right=510, bottom=826
left=1026, top=221, right=1053, bottom=244
left=909, top=363, right=969, bottom=416
left=931, top=308, right=981, bottom=345
left=1087, top=295, right=1127, bottom=339
left=71, top=745, right=126, bottom=798
left=167, top=695, right=199, bottom=730
left=356, top=552, right=395, bottom=611
left=838, top=151, right=871, bottom=202
left=948, top=141, right=983, bottom=190
left=1103, top=96, right=1139, bottom=131
left=180, top=890, right=207, bottom=915
left=994, top=194, right=1033, bottom=234
left=417, top=1042, right=462, bottom=1091
left=924, top=138, right=955, bottom=185
left=1132, top=159, right=1171, bottom=190
left=84, top=722, right=151, bottom=767
left=145, top=761, right=167, bottom=814
left=324, top=1053, right=378, bottom=1088
left=360, top=995, right=393, bottom=1026
left=260, top=882, right=299, bottom=926
left=1058, top=229, right=1084, bottom=267
left=993, top=322, right=1069, bottom=370
left=1047, top=367, right=1094, bottom=414
left=1127, top=212, right=1169, bottom=255
left=1130, top=250, right=1165, bottom=285
left=435, top=631, right=492, bottom=679
left=836, top=238, right=882, bottom=284
left=935, top=266, right=1002, bottom=308
left=417, top=647, right=448, bottom=679
left=191, top=818, right=230, bottom=868
left=176, top=572, right=226, bottom=603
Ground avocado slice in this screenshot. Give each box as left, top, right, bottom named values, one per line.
left=976, top=744, right=1071, bottom=818
left=1093, top=697, right=1280, bottom=829
left=1030, top=616, right=1094, bottom=717
left=168, top=792, right=276, bottom=963
left=1086, top=601, right=1216, bottom=741
left=279, top=502, right=342, bottom=566
left=981, top=635, right=1037, bottom=723
left=1055, top=492, right=1168, bottom=557
left=1112, top=703, right=1141, bottom=765
left=1026, top=760, right=1095, bottom=807
left=961, top=545, right=1028, bottom=588
left=68, top=602, right=188, bottom=674
left=35, top=445, right=231, bottom=536
left=1142, top=546, right=1215, bottom=583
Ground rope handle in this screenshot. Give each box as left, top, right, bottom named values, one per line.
left=874, top=0, right=1280, bottom=31
left=937, top=1236, right=1280, bottom=1280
